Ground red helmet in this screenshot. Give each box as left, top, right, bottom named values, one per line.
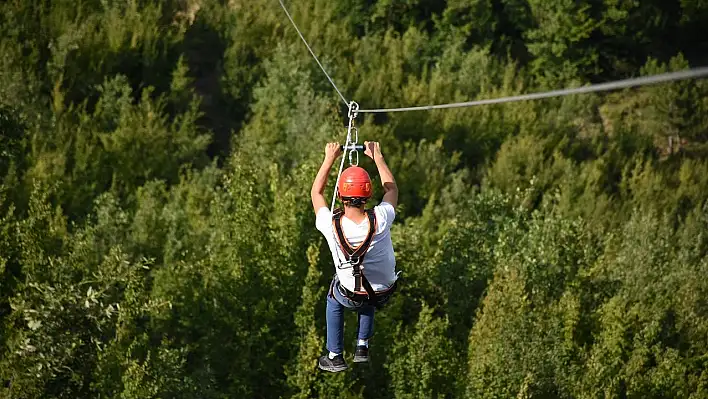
left=338, top=166, right=372, bottom=199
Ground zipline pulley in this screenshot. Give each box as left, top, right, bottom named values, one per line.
left=330, top=101, right=361, bottom=210
left=348, top=101, right=359, bottom=120
left=344, top=101, right=360, bottom=167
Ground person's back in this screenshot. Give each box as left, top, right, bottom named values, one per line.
left=310, top=141, right=399, bottom=372
left=315, top=200, right=396, bottom=292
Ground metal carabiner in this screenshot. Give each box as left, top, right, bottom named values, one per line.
left=349, top=149, right=359, bottom=166
left=350, top=127, right=358, bottom=145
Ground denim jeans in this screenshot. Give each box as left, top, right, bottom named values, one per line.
left=326, top=277, right=375, bottom=354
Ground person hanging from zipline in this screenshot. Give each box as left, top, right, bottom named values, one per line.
left=311, top=141, right=400, bottom=373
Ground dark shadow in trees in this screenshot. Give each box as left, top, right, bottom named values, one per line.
left=182, top=16, right=243, bottom=164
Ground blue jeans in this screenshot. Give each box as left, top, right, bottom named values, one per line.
left=326, top=277, right=375, bottom=354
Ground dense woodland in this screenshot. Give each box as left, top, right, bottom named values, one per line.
left=2, top=0, right=708, bottom=397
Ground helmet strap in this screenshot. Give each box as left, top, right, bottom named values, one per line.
left=342, top=197, right=368, bottom=207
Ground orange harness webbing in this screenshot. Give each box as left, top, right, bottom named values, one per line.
left=332, top=208, right=377, bottom=295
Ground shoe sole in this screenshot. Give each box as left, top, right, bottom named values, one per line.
left=353, top=356, right=369, bottom=363
left=318, top=363, right=348, bottom=372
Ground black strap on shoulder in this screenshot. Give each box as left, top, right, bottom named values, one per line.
left=332, top=208, right=377, bottom=294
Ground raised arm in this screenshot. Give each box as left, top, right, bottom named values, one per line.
left=311, top=143, right=342, bottom=213
left=364, top=141, right=398, bottom=208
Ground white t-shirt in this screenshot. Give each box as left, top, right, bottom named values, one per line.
left=315, top=202, right=397, bottom=292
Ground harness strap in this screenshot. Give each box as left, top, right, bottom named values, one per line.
left=332, top=208, right=377, bottom=293
left=359, top=271, right=377, bottom=300
left=334, top=275, right=399, bottom=310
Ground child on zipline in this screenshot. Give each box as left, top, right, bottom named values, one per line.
left=310, top=141, right=399, bottom=372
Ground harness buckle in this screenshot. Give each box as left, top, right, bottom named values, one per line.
left=351, top=258, right=362, bottom=277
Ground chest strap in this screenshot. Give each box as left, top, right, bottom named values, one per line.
left=332, top=208, right=377, bottom=294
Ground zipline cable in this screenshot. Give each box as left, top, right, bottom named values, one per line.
left=330, top=102, right=360, bottom=211
left=277, top=2, right=358, bottom=210
left=358, top=67, right=708, bottom=113
left=278, top=2, right=708, bottom=115
left=278, top=0, right=349, bottom=106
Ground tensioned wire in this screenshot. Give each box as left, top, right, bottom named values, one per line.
left=278, top=0, right=349, bottom=106
left=278, top=1, right=708, bottom=114
left=357, top=67, right=708, bottom=113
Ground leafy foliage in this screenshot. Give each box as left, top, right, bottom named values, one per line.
left=1, top=0, right=707, bottom=398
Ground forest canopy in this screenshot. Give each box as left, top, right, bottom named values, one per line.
left=1, top=0, right=708, bottom=398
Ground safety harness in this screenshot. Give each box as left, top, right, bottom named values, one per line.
left=331, top=208, right=398, bottom=308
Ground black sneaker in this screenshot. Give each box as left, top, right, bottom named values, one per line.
left=353, top=345, right=369, bottom=363
left=318, top=354, right=348, bottom=372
